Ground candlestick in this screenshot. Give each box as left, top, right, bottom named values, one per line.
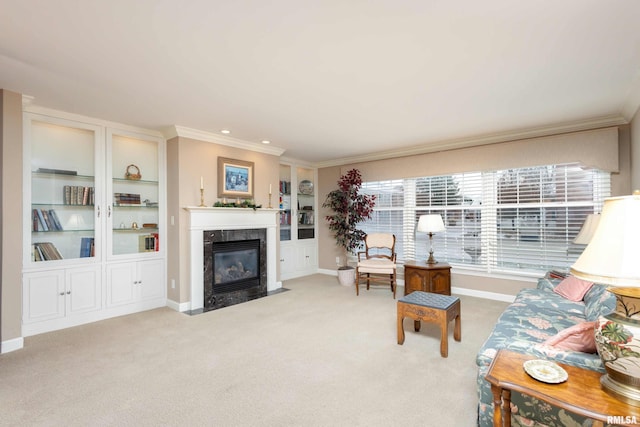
left=199, top=188, right=205, bottom=207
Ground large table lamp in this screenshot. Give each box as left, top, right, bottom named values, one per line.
left=570, top=191, right=640, bottom=405
left=417, top=214, right=445, bottom=264
left=573, top=213, right=601, bottom=245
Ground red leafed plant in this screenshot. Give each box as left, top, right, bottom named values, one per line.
left=323, top=169, right=376, bottom=264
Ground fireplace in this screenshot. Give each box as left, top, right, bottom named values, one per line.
left=203, top=228, right=267, bottom=311
left=185, top=207, right=280, bottom=313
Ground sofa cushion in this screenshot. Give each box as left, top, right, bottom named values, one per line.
left=543, top=321, right=597, bottom=353
left=553, top=275, right=594, bottom=301
left=584, top=284, right=617, bottom=321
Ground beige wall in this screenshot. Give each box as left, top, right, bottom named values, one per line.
left=632, top=110, right=640, bottom=190
left=317, top=125, right=633, bottom=297
left=167, top=136, right=280, bottom=305
left=1, top=90, right=23, bottom=349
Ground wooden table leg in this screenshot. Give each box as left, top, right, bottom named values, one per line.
left=397, top=307, right=405, bottom=345
left=454, top=311, right=461, bottom=342
left=439, top=311, right=448, bottom=358
left=414, top=319, right=421, bottom=331
left=491, top=384, right=503, bottom=427
left=502, top=389, right=511, bottom=427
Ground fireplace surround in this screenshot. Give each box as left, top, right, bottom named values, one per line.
left=185, top=207, right=280, bottom=312
left=203, top=228, right=266, bottom=311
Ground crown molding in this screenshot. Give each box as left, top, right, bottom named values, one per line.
left=22, top=100, right=165, bottom=138
left=312, top=115, right=628, bottom=168
left=167, top=125, right=286, bottom=157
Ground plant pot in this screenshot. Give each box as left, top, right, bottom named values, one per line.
left=337, top=267, right=355, bottom=287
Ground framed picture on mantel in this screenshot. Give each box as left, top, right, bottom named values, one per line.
left=218, top=157, right=254, bottom=199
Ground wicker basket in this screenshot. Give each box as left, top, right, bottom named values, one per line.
left=125, top=164, right=141, bottom=180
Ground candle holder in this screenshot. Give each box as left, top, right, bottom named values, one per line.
left=199, top=188, right=206, bottom=207
left=268, top=191, right=273, bottom=209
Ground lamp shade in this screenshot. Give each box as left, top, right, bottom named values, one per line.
left=570, top=193, right=640, bottom=286
left=573, top=213, right=601, bottom=244
left=417, top=214, right=445, bottom=233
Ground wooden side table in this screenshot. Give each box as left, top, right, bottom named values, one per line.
left=485, top=349, right=640, bottom=427
left=397, top=291, right=461, bottom=357
left=403, top=261, right=451, bottom=296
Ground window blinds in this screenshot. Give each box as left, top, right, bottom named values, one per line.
left=361, top=163, right=610, bottom=275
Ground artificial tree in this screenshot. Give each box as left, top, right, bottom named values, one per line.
left=323, top=169, right=376, bottom=273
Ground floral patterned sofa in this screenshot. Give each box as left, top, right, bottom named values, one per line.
left=476, top=273, right=617, bottom=427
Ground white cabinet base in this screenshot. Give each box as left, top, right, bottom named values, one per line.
left=280, top=241, right=318, bottom=280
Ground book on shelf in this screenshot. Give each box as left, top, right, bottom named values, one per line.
left=80, top=237, right=94, bottom=257
left=138, top=234, right=156, bottom=252
left=48, top=209, right=63, bottom=231
left=36, top=168, right=77, bottom=175
left=33, top=209, right=63, bottom=231
left=35, top=209, right=49, bottom=231
left=114, top=193, right=141, bottom=205
left=63, top=185, right=94, bottom=205
left=32, top=242, right=63, bottom=261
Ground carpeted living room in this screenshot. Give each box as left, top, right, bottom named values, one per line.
left=0, top=275, right=509, bottom=426
left=3, top=2, right=640, bottom=427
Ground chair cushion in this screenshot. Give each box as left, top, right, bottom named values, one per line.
left=366, top=233, right=394, bottom=248
left=358, top=258, right=396, bottom=274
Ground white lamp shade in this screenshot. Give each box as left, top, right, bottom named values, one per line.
left=570, top=193, right=640, bottom=286
left=573, top=213, right=601, bottom=244
left=417, top=214, right=445, bottom=233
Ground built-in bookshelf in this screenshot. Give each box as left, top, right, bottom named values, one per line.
left=279, top=163, right=317, bottom=280
left=22, top=109, right=166, bottom=336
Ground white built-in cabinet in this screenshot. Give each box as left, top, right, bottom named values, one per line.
left=279, top=163, right=318, bottom=280
left=22, top=110, right=166, bottom=336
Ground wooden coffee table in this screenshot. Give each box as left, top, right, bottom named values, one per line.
left=485, top=349, right=640, bottom=427
left=396, top=291, right=461, bottom=357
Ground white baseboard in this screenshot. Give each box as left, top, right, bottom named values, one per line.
left=166, top=299, right=190, bottom=312
left=1, top=336, right=24, bottom=354
left=317, top=270, right=515, bottom=302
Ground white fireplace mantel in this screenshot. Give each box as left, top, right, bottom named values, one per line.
left=185, top=207, right=281, bottom=311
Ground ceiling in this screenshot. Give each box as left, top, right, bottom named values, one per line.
left=2, top=1, right=640, bottom=166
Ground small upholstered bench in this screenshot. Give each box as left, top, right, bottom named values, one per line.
left=397, top=291, right=461, bottom=357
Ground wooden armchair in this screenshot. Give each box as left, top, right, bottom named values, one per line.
left=355, top=233, right=397, bottom=298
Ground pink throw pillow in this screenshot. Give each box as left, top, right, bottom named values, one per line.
left=543, top=321, right=597, bottom=353
left=553, top=275, right=594, bottom=301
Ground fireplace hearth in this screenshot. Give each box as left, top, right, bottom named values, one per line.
left=203, top=228, right=267, bottom=311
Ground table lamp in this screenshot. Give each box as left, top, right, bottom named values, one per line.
left=417, top=214, right=445, bottom=264
left=570, top=191, right=640, bottom=405
left=573, top=213, right=601, bottom=245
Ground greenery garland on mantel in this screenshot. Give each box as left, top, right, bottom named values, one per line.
left=213, top=200, right=262, bottom=210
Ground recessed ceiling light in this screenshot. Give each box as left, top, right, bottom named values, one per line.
left=261, top=140, right=271, bottom=144
left=221, top=129, right=231, bottom=134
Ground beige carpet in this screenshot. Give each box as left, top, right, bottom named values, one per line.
left=0, top=274, right=508, bottom=427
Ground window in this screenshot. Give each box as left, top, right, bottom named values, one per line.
left=360, top=163, right=610, bottom=275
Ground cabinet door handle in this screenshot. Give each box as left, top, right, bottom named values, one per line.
left=108, top=205, right=111, bottom=217
left=97, top=205, right=100, bottom=218
left=66, top=291, right=71, bottom=295
left=59, top=292, right=65, bottom=296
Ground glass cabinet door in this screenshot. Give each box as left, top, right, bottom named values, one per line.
left=297, top=167, right=315, bottom=240
left=29, top=117, right=100, bottom=263
left=108, top=130, right=160, bottom=257
left=279, top=164, right=292, bottom=241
